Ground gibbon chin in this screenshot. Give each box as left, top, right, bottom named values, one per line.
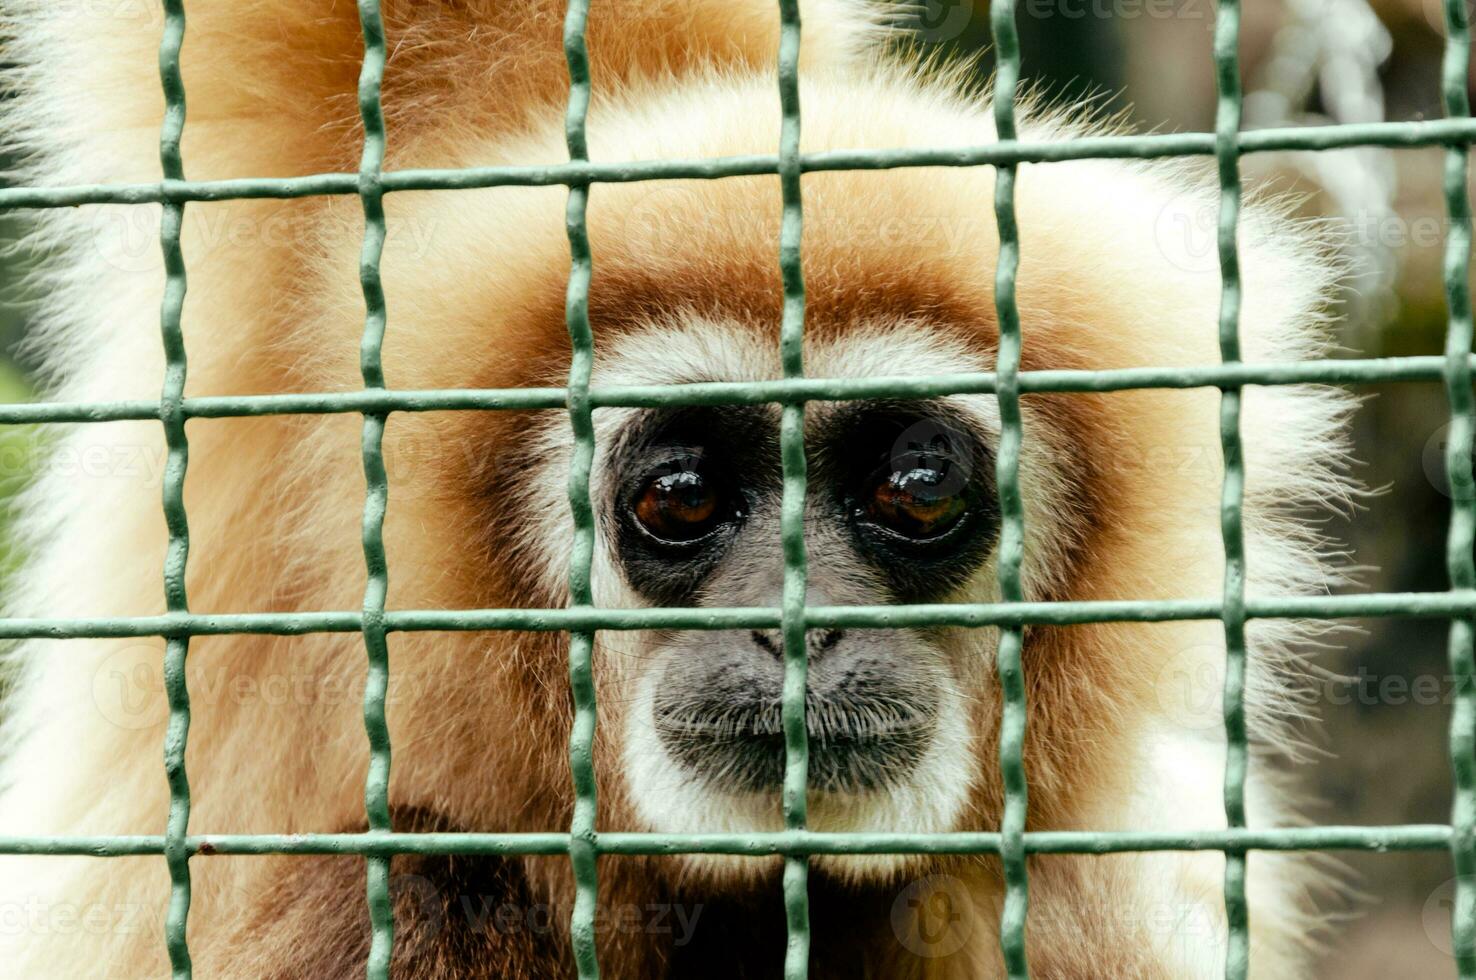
left=0, top=1, right=1352, bottom=977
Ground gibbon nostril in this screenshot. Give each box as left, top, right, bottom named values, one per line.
left=750, top=630, right=781, bottom=656
left=748, top=629, right=844, bottom=657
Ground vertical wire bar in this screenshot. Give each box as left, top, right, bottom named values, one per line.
left=157, top=2, right=193, bottom=976
left=776, top=1, right=812, bottom=977
left=1211, top=0, right=1251, bottom=975
left=352, top=1, right=395, bottom=976
left=561, top=0, right=601, bottom=976
left=988, top=0, right=1030, bottom=974
left=1438, top=0, right=1476, bottom=971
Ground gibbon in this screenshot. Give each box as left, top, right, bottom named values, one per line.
left=0, top=0, right=1352, bottom=977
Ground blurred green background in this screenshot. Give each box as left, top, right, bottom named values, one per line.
left=0, top=0, right=1470, bottom=974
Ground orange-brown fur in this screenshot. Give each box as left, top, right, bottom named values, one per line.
left=0, top=1, right=1350, bottom=976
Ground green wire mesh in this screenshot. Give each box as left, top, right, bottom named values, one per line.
left=1211, top=0, right=1252, bottom=974
left=351, top=2, right=395, bottom=976
left=775, top=3, right=814, bottom=978
left=156, top=2, right=193, bottom=978
left=0, top=0, right=1472, bottom=977
left=1440, top=0, right=1476, bottom=971
left=560, top=1, right=602, bottom=975
left=987, top=0, right=1030, bottom=973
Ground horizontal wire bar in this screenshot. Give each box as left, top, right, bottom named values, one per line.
left=0, top=825, right=1451, bottom=858
left=0, top=591, right=1472, bottom=640
left=1, top=119, right=1473, bottom=211
left=0, top=355, right=1467, bottom=426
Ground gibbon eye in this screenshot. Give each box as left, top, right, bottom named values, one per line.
left=631, top=467, right=733, bottom=544
left=862, top=466, right=969, bottom=540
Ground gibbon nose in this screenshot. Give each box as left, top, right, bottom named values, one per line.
left=748, top=628, right=845, bottom=659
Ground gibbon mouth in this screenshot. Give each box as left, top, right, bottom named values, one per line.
left=652, top=691, right=940, bottom=794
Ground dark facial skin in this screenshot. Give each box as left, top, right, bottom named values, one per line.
left=605, top=401, right=1000, bottom=795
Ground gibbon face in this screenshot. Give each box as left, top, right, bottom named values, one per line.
left=500, top=311, right=1044, bottom=878
left=621, top=401, right=994, bottom=777
left=598, top=350, right=1005, bottom=844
